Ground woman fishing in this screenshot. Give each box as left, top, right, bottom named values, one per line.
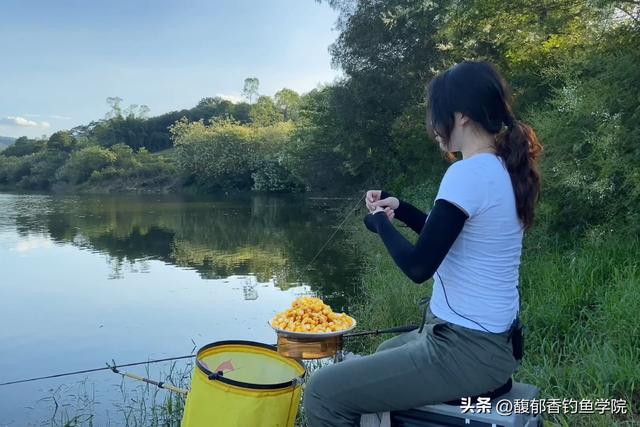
left=302, top=60, right=543, bottom=426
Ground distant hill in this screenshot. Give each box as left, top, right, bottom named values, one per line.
left=0, top=136, right=16, bottom=150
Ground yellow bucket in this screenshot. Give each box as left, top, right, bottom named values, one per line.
left=181, top=340, right=306, bottom=427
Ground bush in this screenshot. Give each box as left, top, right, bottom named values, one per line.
left=171, top=118, right=257, bottom=191
left=57, top=146, right=116, bottom=184
left=86, top=148, right=177, bottom=187
left=19, top=150, right=69, bottom=189
left=0, top=148, right=68, bottom=189
left=171, top=118, right=299, bottom=192
left=130, top=150, right=176, bottom=180
left=251, top=122, right=304, bottom=192
left=0, top=155, right=28, bottom=184
left=251, top=160, right=304, bottom=192
left=88, top=166, right=120, bottom=184
left=527, top=27, right=640, bottom=236
left=2, top=137, right=46, bottom=157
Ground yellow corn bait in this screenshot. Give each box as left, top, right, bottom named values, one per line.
left=271, top=296, right=354, bottom=333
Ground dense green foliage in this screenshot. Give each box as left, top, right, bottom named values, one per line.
left=0, top=80, right=322, bottom=193
left=1, top=1, right=636, bottom=233
left=316, top=0, right=639, bottom=239
left=1, top=0, right=637, bottom=232
left=83, top=96, right=252, bottom=152
left=0, top=131, right=177, bottom=192
left=170, top=118, right=304, bottom=192
left=529, top=27, right=640, bottom=236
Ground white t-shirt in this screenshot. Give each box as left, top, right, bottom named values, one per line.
left=429, top=152, right=523, bottom=333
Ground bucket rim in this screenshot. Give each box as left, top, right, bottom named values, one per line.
left=196, top=340, right=305, bottom=390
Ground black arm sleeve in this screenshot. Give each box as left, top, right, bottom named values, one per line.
left=380, top=191, right=428, bottom=234
left=363, top=199, right=468, bottom=284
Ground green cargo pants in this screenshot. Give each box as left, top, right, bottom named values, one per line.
left=302, top=306, right=518, bottom=427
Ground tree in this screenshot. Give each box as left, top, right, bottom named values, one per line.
left=105, top=97, right=123, bottom=119
left=170, top=118, right=258, bottom=191
left=242, top=77, right=260, bottom=103
left=197, top=97, right=222, bottom=108
left=48, top=131, right=77, bottom=153
left=249, top=96, right=281, bottom=126
left=123, top=104, right=151, bottom=119
left=312, top=0, right=621, bottom=186
left=274, top=88, right=301, bottom=121
left=284, top=87, right=357, bottom=191
left=2, top=137, right=46, bottom=157
left=57, top=146, right=116, bottom=184
left=138, top=105, right=151, bottom=118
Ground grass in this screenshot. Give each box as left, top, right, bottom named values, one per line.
left=514, top=233, right=639, bottom=426
left=342, top=187, right=640, bottom=426
left=44, top=361, right=191, bottom=427
left=115, top=361, right=189, bottom=427
left=41, top=355, right=326, bottom=427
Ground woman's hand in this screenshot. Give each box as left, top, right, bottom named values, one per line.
left=365, top=206, right=395, bottom=233
left=370, top=205, right=395, bottom=218
left=366, top=190, right=400, bottom=212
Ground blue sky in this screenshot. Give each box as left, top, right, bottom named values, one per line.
left=0, top=0, right=341, bottom=138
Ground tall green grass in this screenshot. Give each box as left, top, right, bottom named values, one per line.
left=45, top=361, right=190, bottom=427
left=344, top=193, right=639, bottom=426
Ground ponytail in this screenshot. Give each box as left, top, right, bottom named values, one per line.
left=495, top=117, right=543, bottom=231
left=426, top=60, right=544, bottom=230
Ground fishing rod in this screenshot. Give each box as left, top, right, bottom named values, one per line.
left=0, top=324, right=419, bottom=387
left=343, top=324, right=419, bottom=337
left=108, top=361, right=189, bottom=395
left=0, top=355, right=195, bottom=387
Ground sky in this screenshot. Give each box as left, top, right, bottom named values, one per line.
left=0, top=0, right=342, bottom=139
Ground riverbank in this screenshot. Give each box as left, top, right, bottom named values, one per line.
left=0, top=181, right=350, bottom=197
left=344, top=186, right=639, bottom=426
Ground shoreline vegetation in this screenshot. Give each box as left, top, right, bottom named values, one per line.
left=0, top=90, right=364, bottom=197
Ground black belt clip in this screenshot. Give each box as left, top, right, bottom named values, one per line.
left=507, top=315, right=525, bottom=361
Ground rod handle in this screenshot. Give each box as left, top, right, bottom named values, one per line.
left=343, top=324, right=419, bottom=338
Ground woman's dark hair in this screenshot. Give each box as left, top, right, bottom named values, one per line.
left=425, top=60, right=543, bottom=231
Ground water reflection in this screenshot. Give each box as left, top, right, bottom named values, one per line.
left=0, top=192, right=365, bottom=425
left=4, top=192, right=364, bottom=308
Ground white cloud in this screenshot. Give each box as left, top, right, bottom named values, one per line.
left=12, top=236, right=53, bottom=253
left=0, top=116, right=51, bottom=129
left=215, top=93, right=243, bottom=104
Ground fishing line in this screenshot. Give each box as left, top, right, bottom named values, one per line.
left=293, top=174, right=377, bottom=287
left=0, top=355, right=195, bottom=387
left=294, top=192, right=367, bottom=286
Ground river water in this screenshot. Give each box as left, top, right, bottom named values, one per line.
left=0, top=192, right=365, bottom=426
